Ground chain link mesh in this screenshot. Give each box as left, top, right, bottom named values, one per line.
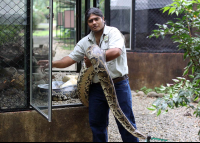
left=0, top=0, right=28, bottom=110
left=135, top=0, right=184, bottom=53
left=110, top=0, right=183, bottom=52
left=110, top=0, right=132, bottom=49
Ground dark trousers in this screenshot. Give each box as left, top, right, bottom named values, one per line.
left=89, top=78, right=139, bottom=142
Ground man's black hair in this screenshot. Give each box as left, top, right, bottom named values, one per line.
left=85, top=7, right=104, bottom=22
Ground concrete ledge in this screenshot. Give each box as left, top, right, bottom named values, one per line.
left=0, top=106, right=92, bottom=142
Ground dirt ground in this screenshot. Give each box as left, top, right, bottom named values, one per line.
left=52, top=40, right=76, bottom=71
left=108, top=94, right=200, bottom=142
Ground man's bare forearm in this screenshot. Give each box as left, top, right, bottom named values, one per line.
left=105, top=48, right=122, bottom=62
left=53, top=56, right=77, bottom=68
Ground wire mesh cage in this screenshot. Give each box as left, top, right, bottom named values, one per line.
left=134, top=0, right=184, bottom=53
left=110, top=0, right=132, bottom=49
left=0, top=0, right=28, bottom=110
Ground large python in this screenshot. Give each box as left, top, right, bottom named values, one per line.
left=77, top=44, right=147, bottom=140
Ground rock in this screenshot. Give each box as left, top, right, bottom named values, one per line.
left=52, top=85, right=78, bottom=101
left=62, top=75, right=78, bottom=82
left=68, top=88, right=78, bottom=98
left=13, top=72, right=25, bottom=90
left=131, top=90, right=137, bottom=94
left=0, top=42, right=25, bottom=69
left=147, top=92, right=165, bottom=98
left=0, top=82, right=9, bottom=91
left=52, top=94, right=69, bottom=101
left=147, top=92, right=158, bottom=97
left=0, top=67, right=18, bottom=91
left=157, top=93, right=165, bottom=98
left=136, top=91, right=145, bottom=97
left=131, top=90, right=137, bottom=96
left=184, top=111, right=192, bottom=117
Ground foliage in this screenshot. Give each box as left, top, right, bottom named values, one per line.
left=99, top=0, right=105, bottom=16
left=32, top=1, right=57, bottom=31
left=0, top=25, right=23, bottom=46
left=139, top=86, right=154, bottom=95
left=32, top=11, right=46, bottom=31
left=139, top=85, right=171, bottom=95
left=147, top=77, right=200, bottom=116
left=147, top=0, right=200, bottom=135
left=62, top=28, right=71, bottom=38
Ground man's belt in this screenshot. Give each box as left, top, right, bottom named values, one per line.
left=92, top=75, right=128, bottom=85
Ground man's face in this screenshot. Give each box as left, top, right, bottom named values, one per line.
left=87, top=14, right=105, bottom=33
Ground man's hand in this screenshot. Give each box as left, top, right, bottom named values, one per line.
left=37, top=60, right=49, bottom=73
left=84, top=56, right=92, bottom=68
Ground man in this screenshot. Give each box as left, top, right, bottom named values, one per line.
left=38, top=7, right=139, bottom=142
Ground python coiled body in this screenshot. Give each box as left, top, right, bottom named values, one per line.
left=77, top=44, right=147, bottom=140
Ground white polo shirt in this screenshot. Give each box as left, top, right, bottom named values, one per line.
left=69, top=25, right=129, bottom=83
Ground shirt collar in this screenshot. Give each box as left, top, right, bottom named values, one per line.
left=88, top=24, right=109, bottom=42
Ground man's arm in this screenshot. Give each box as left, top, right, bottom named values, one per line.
left=105, top=48, right=122, bottom=62
left=37, top=56, right=77, bottom=69
left=84, top=48, right=122, bottom=68
left=52, top=56, right=77, bottom=68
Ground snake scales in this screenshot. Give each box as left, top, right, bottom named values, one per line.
left=77, top=44, right=147, bottom=140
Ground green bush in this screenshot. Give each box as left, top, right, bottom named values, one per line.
left=147, top=0, right=200, bottom=137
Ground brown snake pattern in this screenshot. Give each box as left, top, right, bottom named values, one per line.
left=77, top=45, right=147, bottom=140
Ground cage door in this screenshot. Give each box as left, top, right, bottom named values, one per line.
left=30, top=0, right=53, bottom=122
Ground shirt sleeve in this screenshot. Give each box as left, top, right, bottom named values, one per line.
left=108, top=28, right=125, bottom=50
left=68, top=44, right=85, bottom=62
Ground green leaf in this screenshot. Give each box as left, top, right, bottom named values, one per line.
left=183, top=68, right=189, bottom=76
left=192, top=66, right=195, bottom=75
left=184, top=51, right=189, bottom=60
left=172, top=79, right=180, bottom=83
left=173, top=2, right=180, bottom=7
left=177, top=77, right=184, bottom=80
left=194, top=95, right=199, bottom=101
left=157, top=109, right=162, bottom=116
left=147, top=107, right=156, bottom=111
left=179, top=90, right=186, bottom=97
left=187, top=61, right=192, bottom=67
left=152, top=104, right=157, bottom=108
left=163, top=24, right=168, bottom=29
left=168, top=100, right=174, bottom=108
left=169, top=7, right=176, bottom=15
left=176, top=11, right=179, bottom=16
left=182, top=16, right=186, bottom=20
left=150, top=110, right=157, bottom=115
left=175, top=102, right=179, bottom=108
left=196, top=79, right=200, bottom=85
left=162, top=110, right=168, bottom=115
left=162, top=103, right=168, bottom=110
left=189, top=74, right=194, bottom=79
left=162, top=7, right=171, bottom=13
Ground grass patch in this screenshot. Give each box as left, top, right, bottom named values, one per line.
left=61, top=45, right=74, bottom=50
left=33, top=30, right=57, bottom=37
left=33, top=30, right=49, bottom=36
